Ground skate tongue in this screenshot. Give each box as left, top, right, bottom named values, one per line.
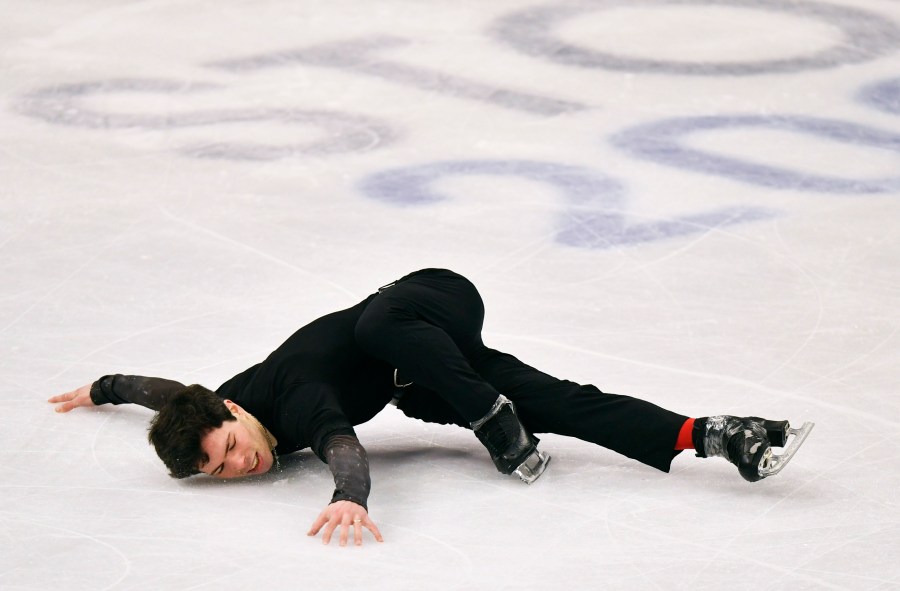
left=758, top=422, right=815, bottom=479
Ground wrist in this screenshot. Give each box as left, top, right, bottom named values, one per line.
left=329, top=495, right=368, bottom=512
left=89, top=379, right=108, bottom=405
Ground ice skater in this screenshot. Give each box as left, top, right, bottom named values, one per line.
left=49, top=268, right=813, bottom=547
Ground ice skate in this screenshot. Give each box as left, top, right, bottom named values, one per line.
left=471, top=395, right=551, bottom=484
left=694, top=416, right=814, bottom=482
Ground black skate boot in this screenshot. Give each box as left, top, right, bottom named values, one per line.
left=693, top=416, right=814, bottom=482
left=470, top=395, right=550, bottom=484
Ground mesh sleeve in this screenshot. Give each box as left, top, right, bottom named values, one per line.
left=89, top=374, right=187, bottom=411
left=324, top=433, right=372, bottom=511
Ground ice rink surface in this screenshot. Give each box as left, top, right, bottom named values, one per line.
left=2, top=0, right=899, bottom=589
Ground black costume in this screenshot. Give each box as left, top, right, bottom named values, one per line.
left=90, top=268, right=688, bottom=509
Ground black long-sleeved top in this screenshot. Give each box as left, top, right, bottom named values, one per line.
left=90, top=292, right=398, bottom=510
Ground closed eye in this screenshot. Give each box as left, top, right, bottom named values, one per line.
left=212, top=434, right=235, bottom=477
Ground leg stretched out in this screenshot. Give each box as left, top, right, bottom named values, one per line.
left=357, top=268, right=812, bottom=482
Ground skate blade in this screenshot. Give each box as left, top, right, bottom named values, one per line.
left=758, top=421, right=814, bottom=478
left=515, top=450, right=551, bottom=484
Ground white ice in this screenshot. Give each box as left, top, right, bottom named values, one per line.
left=2, top=1, right=899, bottom=589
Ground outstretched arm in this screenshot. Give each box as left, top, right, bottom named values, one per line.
left=49, top=375, right=187, bottom=413
left=307, top=434, right=384, bottom=546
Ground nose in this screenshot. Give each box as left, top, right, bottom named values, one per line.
left=224, top=451, right=252, bottom=477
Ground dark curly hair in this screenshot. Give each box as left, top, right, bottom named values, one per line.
left=148, top=384, right=236, bottom=478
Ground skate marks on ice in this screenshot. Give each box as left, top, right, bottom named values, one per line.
left=157, top=207, right=360, bottom=300
left=2, top=517, right=132, bottom=590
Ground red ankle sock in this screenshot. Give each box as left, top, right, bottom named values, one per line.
left=675, top=418, right=696, bottom=450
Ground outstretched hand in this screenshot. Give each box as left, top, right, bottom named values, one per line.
left=48, top=384, right=95, bottom=413
left=308, top=500, right=383, bottom=546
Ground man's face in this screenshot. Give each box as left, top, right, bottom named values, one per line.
left=198, top=401, right=275, bottom=479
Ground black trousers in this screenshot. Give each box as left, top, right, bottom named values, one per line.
left=354, top=269, right=688, bottom=473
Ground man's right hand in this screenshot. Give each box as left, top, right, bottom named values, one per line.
left=48, top=384, right=95, bottom=413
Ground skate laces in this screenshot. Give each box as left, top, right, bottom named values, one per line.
left=706, top=416, right=767, bottom=463
left=704, top=415, right=730, bottom=459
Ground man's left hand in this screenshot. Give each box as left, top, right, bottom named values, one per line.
left=307, top=500, right=384, bottom=546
